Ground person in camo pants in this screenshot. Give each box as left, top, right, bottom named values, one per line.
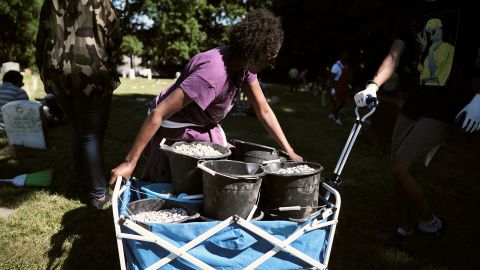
left=36, top=0, right=121, bottom=209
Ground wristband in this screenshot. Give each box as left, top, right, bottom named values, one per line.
left=366, top=80, right=378, bottom=87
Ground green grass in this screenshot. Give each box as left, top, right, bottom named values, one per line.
left=1, top=78, right=479, bottom=269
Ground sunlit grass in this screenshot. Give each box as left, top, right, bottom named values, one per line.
left=20, top=74, right=175, bottom=99
left=1, top=78, right=479, bottom=269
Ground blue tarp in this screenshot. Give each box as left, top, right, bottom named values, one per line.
left=119, top=181, right=329, bottom=270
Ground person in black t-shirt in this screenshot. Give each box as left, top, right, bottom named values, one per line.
left=354, top=0, right=480, bottom=244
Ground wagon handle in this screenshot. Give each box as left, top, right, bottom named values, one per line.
left=328, top=101, right=377, bottom=188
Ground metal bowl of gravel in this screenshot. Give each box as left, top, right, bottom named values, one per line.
left=261, top=162, right=324, bottom=221
left=126, top=198, right=200, bottom=224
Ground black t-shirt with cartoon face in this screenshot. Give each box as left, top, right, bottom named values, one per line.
left=395, top=0, right=480, bottom=122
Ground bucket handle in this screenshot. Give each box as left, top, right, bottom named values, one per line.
left=178, top=193, right=204, bottom=200
left=159, top=138, right=176, bottom=154
left=197, top=161, right=239, bottom=180
left=197, top=161, right=261, bottom=180
left=262, top=159, right=282, bottom=165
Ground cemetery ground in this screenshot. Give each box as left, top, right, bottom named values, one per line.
left=1, top=77, right=480, bottom=270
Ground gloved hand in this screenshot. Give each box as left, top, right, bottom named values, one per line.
left=456, top=94, right=480, bottom=133
left=330, top=88, right=336, bottom=97
left=354, top=81, right=379, bottom=107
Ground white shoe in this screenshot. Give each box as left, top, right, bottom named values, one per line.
left=335, top=119, right=343, bottom=125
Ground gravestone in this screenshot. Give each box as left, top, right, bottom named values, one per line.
left=129, top=69, right=136, bottom=79
left=1, top=100, right=46, bottom=149
left=1, top=62, right=20, bottom=73
left=142, top=68, right=152, bottom=80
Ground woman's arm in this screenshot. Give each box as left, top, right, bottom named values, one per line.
left=109, top=88, right=191, bottom=184
left=244, top=79, right=303, bottom=161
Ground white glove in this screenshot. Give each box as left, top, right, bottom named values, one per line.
left=354, top=82, right=379, bottom=107
left=456, top=94, right=480, bottom=133
left=330, top=88, right=336, bottom=96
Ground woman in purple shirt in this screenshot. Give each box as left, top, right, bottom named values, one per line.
left=110, top=8, right=303, bottom=184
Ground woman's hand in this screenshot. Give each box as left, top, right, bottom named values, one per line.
left=287, top=150, right=303, bottom=162
left=109, top=161, right=136, bottom=186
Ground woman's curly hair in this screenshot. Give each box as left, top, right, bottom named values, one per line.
left=229, top=8, right=284, bottom=66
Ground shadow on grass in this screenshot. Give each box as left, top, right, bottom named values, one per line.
left=46, top=207, right=119, bottom=270
left=2, top=86, right=480, bottom=269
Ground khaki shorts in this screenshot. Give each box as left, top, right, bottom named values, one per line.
left=391, top=114, right=452, bottom=167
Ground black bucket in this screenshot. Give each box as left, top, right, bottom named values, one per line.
left=198, top=160, right=265, bottom=220
left=126, top=198, right=200, bottom=224
left=161, top=141, right=231, bottom=194
left=229, top=139, right=287, bottom=164
left=200, top=209, right=264, bottom=221
left=261, top=162, right=323, bottom=221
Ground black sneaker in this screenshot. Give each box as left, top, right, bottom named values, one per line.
left=89, top=193, right=112, bottom=210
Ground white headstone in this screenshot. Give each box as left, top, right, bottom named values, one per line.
left=1, top=100, right=46, bottom=149
left=1, top=62, right=20, bottom=73
left=128, top=68, right=136, bottom=79
left=144, top=69, right=152, bottom=80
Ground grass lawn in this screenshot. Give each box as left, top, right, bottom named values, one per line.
left=1, top=77, right=479, bottom=269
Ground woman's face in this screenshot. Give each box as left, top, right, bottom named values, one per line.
left=246, top=45, right=281, bottom=74
left=246, top=56, right=277, bottom=74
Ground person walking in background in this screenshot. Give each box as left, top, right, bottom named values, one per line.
left=299, top=68, right=308, bottom=91
left=36, top=0, right=121, bottom=209
left=0, top=70, right=29, bottom=130
left=288, top=66, right=299, bottom=92
left=328, top=51, right=351, bottom=125
left=110, top=8, right=303, bottom=185
left=354, top=0, right=480, bottom=247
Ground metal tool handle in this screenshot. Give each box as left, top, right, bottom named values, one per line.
left=328, top=97, right=377, bottom=188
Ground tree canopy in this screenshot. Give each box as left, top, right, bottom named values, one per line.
left=0, top=0, right=42, bottom=69
left=120, top=35, right=144, bottom=69
left=0, top=0, right=402, bottom=79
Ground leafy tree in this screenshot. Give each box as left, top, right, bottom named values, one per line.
left=0, top=0, right=42, bottom=69
left=113, top=0, right=267, bottom=72
left=120, top=35, right=144, bottom=69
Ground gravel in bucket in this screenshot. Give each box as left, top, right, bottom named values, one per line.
left=126, top=198, right=200, bottom=224
left=170, top=141, right=231, bottom=159
left=160, top=141, right=231, bottom=194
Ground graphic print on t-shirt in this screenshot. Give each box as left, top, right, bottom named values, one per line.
left=415, top=10, right=458, bottom=86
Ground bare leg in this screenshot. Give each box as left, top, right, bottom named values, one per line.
left=391, top=156, right=433, bottom=229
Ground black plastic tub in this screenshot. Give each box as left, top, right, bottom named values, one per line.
left=261, top=162, right=323, bottom=221
left=161, top=141, right=231, bottom=194
left=198, top=160, right=266, bottom=220
left=229, top=139, right=287, bottom=164
left=200, top=209, right=264, bottom=221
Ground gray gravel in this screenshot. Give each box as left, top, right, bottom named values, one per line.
left=173, top=144, right=223, bottom=157
left=131, top=208, right=189, bottom=223
left=277, top=165, right=316, bottom=175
